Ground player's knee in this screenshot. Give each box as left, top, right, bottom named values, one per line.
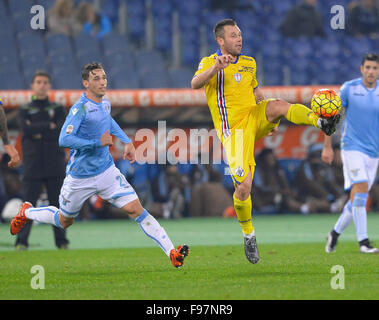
left=266, top=99, right=290, bottom=122
left=235, top=180, right=252, bottom=201
left=59, top=215, right=75, bottom=229
left=122, top=199, right=144, bottom=218
left=350, top=182, right=369, bottom=202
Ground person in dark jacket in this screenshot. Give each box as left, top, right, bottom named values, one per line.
left=280, top=0, right=326, bottom=38
left=15, top=70, right=69, bottom=250
left=346, top=0, right=379, bottom=38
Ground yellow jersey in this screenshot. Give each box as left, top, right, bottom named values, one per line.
left=194, top=49, right=259, bottom=140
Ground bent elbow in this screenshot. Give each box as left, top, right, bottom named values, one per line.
left=59, top=134, right=69, bottom=148
left=191, top=79, right=200, bottom=90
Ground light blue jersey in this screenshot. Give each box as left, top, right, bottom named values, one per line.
left=59, top=93, right=131, bottom=178
left=339, top=78, right=379, bottom=158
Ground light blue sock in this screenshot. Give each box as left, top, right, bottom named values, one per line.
left=334, top=200, right=353, bottom=234
left=25, top=206, right=64, bottom=229
left=135, top=209, right=175, bottom=257
left=352, top=193, right=369, bottom=242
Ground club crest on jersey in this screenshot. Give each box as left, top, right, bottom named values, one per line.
left=66, top=124, right=74, bottom=134
left=351, top=168, right=360, bottom=177
left=233, top=73, right=242, bottom=83
left=235, top=166, right=244, bottom=178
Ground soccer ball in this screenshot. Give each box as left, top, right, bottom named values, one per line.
left=310, top=88, right=341, bottom=118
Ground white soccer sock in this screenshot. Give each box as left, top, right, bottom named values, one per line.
left=352, top=193, right=369, bottom=242
left=25, top=206, right=63, bottom=228
left=334, top=200, right=353, bottom=234
left=135, top=209, right=175, bottom=257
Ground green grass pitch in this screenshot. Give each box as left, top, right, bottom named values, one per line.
left=0, top=214, right=378, bottom=300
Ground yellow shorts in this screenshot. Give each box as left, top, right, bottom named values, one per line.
left=222, top=99, right=280, bottom=185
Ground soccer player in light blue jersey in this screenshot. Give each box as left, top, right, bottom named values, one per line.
left=10, top=62, right=189, bottom=268
left=323, top=53, right=379, bottom=254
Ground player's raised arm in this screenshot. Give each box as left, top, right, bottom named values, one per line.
left=191, top=55, right=233, bottom=89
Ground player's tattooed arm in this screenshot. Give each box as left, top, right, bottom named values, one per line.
left=253, top=87, right=265, bottom=103
left=0, top=106, right=10, bottom=145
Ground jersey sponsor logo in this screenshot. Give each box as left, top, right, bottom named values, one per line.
left=66, top=124, right=74, bottom=134
left=72, top=108, right=78, bottom=115
left=235, top=166, right=245, bottom=178
left=233, top=73, right=242, bottom=83
left=238, top=66, right=254, bottom=74
left=89, top=109, right=98, bottom=113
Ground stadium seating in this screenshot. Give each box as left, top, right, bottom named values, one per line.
left=0, top=73, right=25, bottom=90
left=167, top=68, right=193, bottom=88
left=0, top=0, right=376, bottom=90
left=46, top=33, right=73, bottom=55
left=101, top=33, right=130, bottom=55
left=8, top=0, right=35, bottom=16
left=111, top=70, right=141, bottom=89
left=17, top=32, right=46, bottom=57
left=125, top=0, right=146, bottom=43
left=140, top=72, right=170, bottom=88
left=135, top=49, right=166, bottom=77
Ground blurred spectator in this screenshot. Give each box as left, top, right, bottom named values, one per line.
left=346, top=0, right=379, bottom=38
left=190, top=169, right=234, bottom=217
left=152, top=164, right=188, bottom=219
left=76, top=1, right=113, bottom=39
left=47, top=0, right=81, bottom=36
left=280, top=0, right=325, bottom=38
left=294, top=144, right=346, bottom=213
left=253, top=148, right=310, bottom=214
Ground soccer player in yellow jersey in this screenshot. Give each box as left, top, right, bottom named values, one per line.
left=191, top=19, right=340, bottom=264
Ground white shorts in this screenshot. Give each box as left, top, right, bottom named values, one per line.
left=341, top=150, right=379, bottom=191
left=59, top=164, right=138, bottom=218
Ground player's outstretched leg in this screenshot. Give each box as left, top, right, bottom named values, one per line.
left=266, top=100, right=340, bottom=136
left=10, top=202, right=66, bottom=235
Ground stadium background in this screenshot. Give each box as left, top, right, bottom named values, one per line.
left=0, top=0, right=378, bottom=221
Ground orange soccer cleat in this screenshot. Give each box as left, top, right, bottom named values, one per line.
left=170, top=245, right=189, bottom=268
left=10, top=202, right=33, bottom=235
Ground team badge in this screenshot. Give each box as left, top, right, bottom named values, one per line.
left=235, top=166, right=244, bottom=178
left=66, top=124, right=74, bottom=134
left=233, top=73, right=242, bottom=83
